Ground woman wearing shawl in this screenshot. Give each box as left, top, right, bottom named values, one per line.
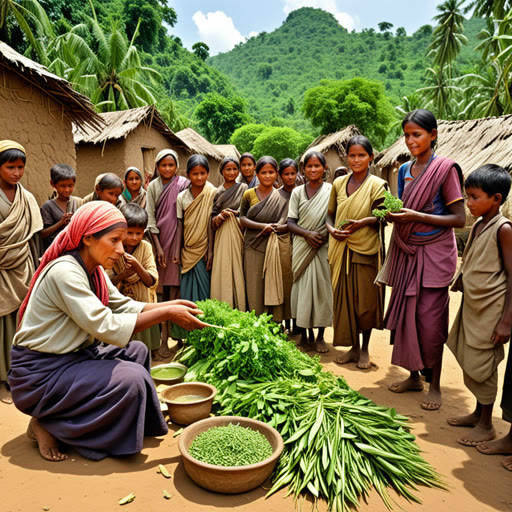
left=9, top=201, right=205, bottom=461
left=0, top=141, right=43, bottom=404
left=378, top=110, right=465, bottom=411
left=118, top=167, right=147, bottom=208
left=326, top=137, right=386, bottom=366
left=210, top=157, right=247, bottom=310
left=146, top=149, right=190, bottom=357
left=240, top=156, right=289, bottom=317
left=288, top=152, right=333, bottom=352
left=238, top=153, right=260, bottom=189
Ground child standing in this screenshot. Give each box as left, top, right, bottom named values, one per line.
left=288, top=152, right=333, bottom=352
left=147, top=149, right=189, bottom=357
left=210, top=157, right=247, bottom=310
left=326, top=137, right=386, bottom=366
left=239, top=153, right=259, bottom=189
left=173, top=155, right=216, bottom=338
left=378, top=109, right=466, bottom=410
left=0, top=140, right=43, bottom=403
left=119, top=167, right=147, bottom=208
left=40, top=164, right=83, bottom=252
left=82, top=173, right=123, bottom=206
left=446, top=164, right=512, bottom=446
left=109, top=203, right=161, bottom=358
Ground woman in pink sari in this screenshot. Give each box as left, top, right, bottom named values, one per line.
left=378, top=109, right=465, bottom=411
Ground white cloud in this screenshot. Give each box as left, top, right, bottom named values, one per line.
left=283, top=0, right=356, bottom=31
left=192, top=11, right=246, bottom=55
left=248, top=31, right=259, bottom=39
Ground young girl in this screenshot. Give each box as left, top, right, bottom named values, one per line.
left=276, top=158, right=298, bottom=332
left=239, top=153, right=259, bottom=189
left=146, top=149, right=189, bottom=357
left=378, top=109, right=465, bottom=410
left=83, top=173, right=123, bottom=206
left=173, top=155, right=216, bottom=339
left=210, top=157, right=248, bottom=310
left=326, top=137, right=386, bottom=367
left=119, top=167, right=146, bottom=208
left=240, top=156, right=289, bottom=317
left=288, top=152, right=333, bottom=352
left=0, top=140, right=43, bottom=404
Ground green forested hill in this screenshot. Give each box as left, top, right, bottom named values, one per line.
left=209, top=7, right=485, bottom=130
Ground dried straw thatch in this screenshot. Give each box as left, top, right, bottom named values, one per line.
left=0, top=41, right=102, bottom=132
left=375, top=115, right=512, bottom=174
left=73, top=105, right=190, bottom=152
left=214, top=144, right=241, bottom=159
left=300, top=125, right=361, bottom=163
left=176, top=128, right=224, bottom=160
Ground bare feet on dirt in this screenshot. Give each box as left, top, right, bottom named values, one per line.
left=27, top=418, right=68, bottom=461
left=356, top=349, right=371, bottom=369
left=447, top=412, right=480, bottom=427
left=315, top=338, right=329, bottom=353
left=421, top=389, right=442, bottom=411
left=456, top=425, right=495, bottom=446
left=476, top=435, right=512, bottom=455
left=0, top=383, right=12, bottom=404
left=502, top=455, right=512, bottom=471
left=388, top=374, right=424, bottom=393
left=334, top=347, right=359, bottom=365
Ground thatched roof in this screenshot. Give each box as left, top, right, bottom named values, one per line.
left=176, top=128, right=224, bottom=160
left=300, top=125, right=361, bottom=162
left=73, top=105, right=191, bottom=152
left=375, top=115, right=512, bottom=174
left=214, top=144, right=241, bottom=159
left=0, top=41, right=102, bottom=132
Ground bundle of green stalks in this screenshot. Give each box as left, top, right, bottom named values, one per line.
left=176, top=300, right=445, bottom=511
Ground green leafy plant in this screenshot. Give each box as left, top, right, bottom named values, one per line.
left=372, top=191, right=403, bottom=218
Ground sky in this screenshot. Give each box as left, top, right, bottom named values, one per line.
left=168, top=0, right=441, bottom=56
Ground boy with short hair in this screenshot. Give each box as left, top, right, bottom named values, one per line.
left=40, top=164, right=83, bottom=251
left=447, top=164, right=512, bottom=447
left=110, top=203, right=161, bottom=357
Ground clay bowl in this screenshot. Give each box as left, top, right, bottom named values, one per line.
left=161, top=382, right=217, bottom=425
left=178, top=416, right=284, bottom=494
left=150, top=362, right=188, bottom=387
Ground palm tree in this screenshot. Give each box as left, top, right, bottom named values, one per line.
left=0, top=0, right=54, bottom=64
left=464, top=0, right=512, bottom=20
left=428, top=0, right=468, bottom=77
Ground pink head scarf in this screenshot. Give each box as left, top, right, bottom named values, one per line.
left=18, top=201, right=127, bottom=324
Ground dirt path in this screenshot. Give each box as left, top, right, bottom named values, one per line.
left=1, top=290, right=511, bottom=512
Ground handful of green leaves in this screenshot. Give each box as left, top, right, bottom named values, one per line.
left=372, top=191, right=403, bottom=218
left=177, top=300, right=444, bottom=511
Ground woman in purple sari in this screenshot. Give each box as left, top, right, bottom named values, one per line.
left=146, top=149, right=190, bottom=357
left=9, top=202, right=205, bottom=461
left=378, top=109, right=465, bottom=411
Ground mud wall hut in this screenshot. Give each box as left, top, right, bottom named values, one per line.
left=299, top=125, right=362, bottom=182
left=0, top=42, right=102, bottom=204
left=73, top=106, right=192, bottom=197
left=175, top=128, right=225, bottom=186
left=214, top=144, right=241, bottom=160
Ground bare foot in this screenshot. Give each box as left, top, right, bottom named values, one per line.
left=388, top=375, right=424, bottom=393
left=457, top=425, right=495, bottom=446
left=0, top=383, right=12, bottom=404
left=356, top=350, right=371, bottom=369
left=158, top=337, right=175, bottom=359
left=334, top=347, right=360, bottom=365
left=296, top=333, right=314, bottom=352
left=502, top=455, right=512, bottom=471
left=476, top=435, right=512, bottom=455
left=28, top=418, right=68, bottom=461
left=421, top=389, right=442, bottom=411
left=1, top=395, right=13, bottom=404
left=447, top=412, right=480, bottom=427
left=151, top=350, right=163, bottom=362
left=315, top=338, right=329, bottom=354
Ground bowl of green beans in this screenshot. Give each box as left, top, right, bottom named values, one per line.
left=161, top=382, right=217, bottom=425
left=178, top=416, right=284, bottom=494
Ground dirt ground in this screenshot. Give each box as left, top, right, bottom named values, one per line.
left=1, top=290, right=511, bottom=512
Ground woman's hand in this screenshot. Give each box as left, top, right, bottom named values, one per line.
left=492, top=319, right=511, bottom=346
left=271, top=223, right=287, bottom=235
left=342, top=219, right=365, bottom=234
left=205, top=252, right=213, bottom=271
left=329, top=228, right=350, bottom=242
left=304, top=231, right=325, bottom=248
left=386, top=208, right=421, bottom=224
left=156, top=246, right=167, bottom=268
left=167, top=303, right=207, bottom=331
left=261, top=224, right=275, bottom=236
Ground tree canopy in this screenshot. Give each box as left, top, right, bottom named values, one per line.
left=302, top=77, right=395, bottom=146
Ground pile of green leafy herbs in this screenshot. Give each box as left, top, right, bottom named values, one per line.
left=176, top=300, right=445, bottom=511
left=372, top=191, right=403, bottom=219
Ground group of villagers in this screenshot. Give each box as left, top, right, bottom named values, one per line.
left=0, top=108, right=511, bottom=474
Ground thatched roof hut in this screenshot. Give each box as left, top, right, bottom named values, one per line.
left=0, top=41, right=102, bottom=203
left=73, top=105, right=192, bottom=196
left=299, top=125, right=361, bottom=182
left=374, top=115, right=512, bottom=196
left=214, top=144, right=241, bottom=160
left=176, top=128, right=225, bottom=186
